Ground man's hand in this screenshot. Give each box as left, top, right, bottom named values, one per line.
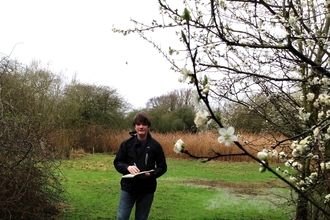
left=127, top=165, right=140, bottom=174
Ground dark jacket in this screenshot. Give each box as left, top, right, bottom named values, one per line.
left=113, top=131, right=167, bottom=194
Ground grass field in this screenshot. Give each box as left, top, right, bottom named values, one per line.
left=56, top=154, right=294, bottom=220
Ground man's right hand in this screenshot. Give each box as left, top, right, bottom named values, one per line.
left=127, top=165, right=140, bottom=174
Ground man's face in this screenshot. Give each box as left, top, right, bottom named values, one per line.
left=134, top=123, right=149, bottom=136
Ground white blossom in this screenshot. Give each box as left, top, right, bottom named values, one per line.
left=257, top=151, right=268, bottom=161
left=179, top=67, right=192, bottom=83
left=202, top=83, right=210, bottom=94
left=269, top=149, right=278, bottom=158
left=259, top=166, right=266, bottom=173
left=292, top=161, right=303, bottom=170
left=306, top=93, right=315, bottom=101
left=218, top=127, right=238, bottom=147
left=279, top=151, right=287, bottom=161
left=173, top=139, right=185, bottom=153
left=325, top=194, right=330, bottom=203
left=194, top=110, right=209, bottom=131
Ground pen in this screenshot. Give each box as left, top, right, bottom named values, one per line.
left=134, top=163, right=137, bottom=167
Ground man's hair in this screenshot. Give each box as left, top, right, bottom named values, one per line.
left=133, top=111, right=151, bottom=127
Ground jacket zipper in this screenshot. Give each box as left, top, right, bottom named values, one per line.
left=145, top=153, right=148, bottom=165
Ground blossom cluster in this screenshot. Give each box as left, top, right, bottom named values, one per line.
left=174, top=62, right=329, bottom=206
left=194, top=110, right=209, bottom=132
left=257, top=149, right=278, bottom=172
left=290, top=137, right=312, bottom=158
left=174, top=66, right=239, bottom=154
left=178, top=67, right=191, bottom=83
left=173, top=139, right=185, bottom=153
left=124, top=3, right=330, bottom=212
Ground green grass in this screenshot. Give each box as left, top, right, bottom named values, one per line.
left=56, top=154, right=294, bottom=220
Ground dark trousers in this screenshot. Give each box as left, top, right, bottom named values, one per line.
left=116, top=190, right=154, bottom=220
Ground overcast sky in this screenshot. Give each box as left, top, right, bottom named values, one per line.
left=0, top=0, right=189, bottom=109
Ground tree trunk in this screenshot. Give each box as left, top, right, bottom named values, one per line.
left=296, top=194, right=308, bottom=220
left=0, top=72, right=4, bottom=138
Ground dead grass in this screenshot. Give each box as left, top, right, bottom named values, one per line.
left=69, top=148, right=88, bottom=159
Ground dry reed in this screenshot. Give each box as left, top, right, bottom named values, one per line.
left=152, top=131, right=286, bottom=163
left=48, top=129, right=288, bottom=163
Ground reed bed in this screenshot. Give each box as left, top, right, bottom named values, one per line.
left=151, top=131, right=286, bottom=163
left=50, top=129, right=287, bottom=163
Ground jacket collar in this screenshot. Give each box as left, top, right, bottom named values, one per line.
left=129, top=130, right=152, bottom=140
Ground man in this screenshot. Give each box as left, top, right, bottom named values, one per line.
left=113, top=111, right=167, bottom=220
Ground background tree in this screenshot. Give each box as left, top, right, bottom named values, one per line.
left=144, top=88, right=196, bottom=133
left=0, top=54, right=134, bottom=218
left=125, top=106, right=196, bottom=133
left=2, top=60, right=62, bottom=134
left=147, top=106, right=196, bottom=133
left=0, top=56, right=64, bottom=219
left=114, top=0, right=330, bottom=219
left=223, top=92, right=300, bottom=133
left=58, top=82, right=129, bottom=129
left=146, top=88, right=194, bottom=110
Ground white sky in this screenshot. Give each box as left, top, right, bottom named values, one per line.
left=0, top=0, right=189, bottom=109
